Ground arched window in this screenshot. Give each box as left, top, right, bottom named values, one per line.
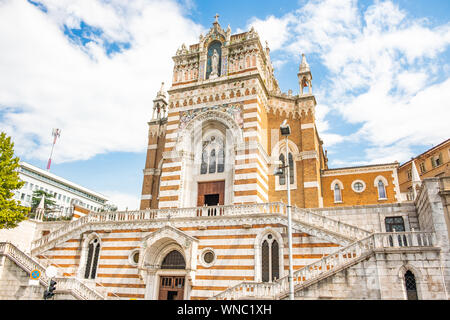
left=288, top=153, right=294, bottom=184
left=201, top=150, right=208, bottom=175
left=404, top=270, right=418, bottom=300
left=200, top=136, right=225, bottom=175
left=261, top=234, right=279, bottom=282
left=161, top=250, right=186, bottom=270
left=334, top=184, right=342, bottom=203
left=378, top=180, right=387, bottom=199
left=209, top=149, right=216, bottom=174
left=84, top=238, right=101, bottom=279
left=279, top=154, right=286, bottom=185
left=217, top=148, right=225, bottom=173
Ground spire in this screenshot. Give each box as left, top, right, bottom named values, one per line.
left=299, top=53, right=310, bottom=73
left=298, top=53, right=312, bottom=95
left=265, top=41, right=270, bottom=56
left=36, top=195, right=46, bottom=221
left=411, top=161, right=422, bottom=200
left=157, top=82, right=166, bottom=99
left=152, top=81, right=168, bottom=120
left=37, top=195, right=45, bottom=210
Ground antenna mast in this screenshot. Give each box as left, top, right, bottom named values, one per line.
left=46, top=128, right=61, bottom=171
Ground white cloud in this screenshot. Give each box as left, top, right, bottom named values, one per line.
left=245, top=0, right=450, bottom=164
left=0, top=0, right=204, bottom=163
left=248, top=14, right=295, bottom=51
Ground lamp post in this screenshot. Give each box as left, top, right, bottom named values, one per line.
left=275, top=120, right=295, bottom=300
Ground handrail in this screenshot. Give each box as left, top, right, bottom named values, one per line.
left=211, top=231, right=436, bottom=300
left=0, top=242, right=105, bottom=300
left=31, top=202, right=370, bottom=253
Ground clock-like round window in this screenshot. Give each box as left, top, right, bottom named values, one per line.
left=201, top=249, right=216, bottom=267
left=132, top=251, right=140, bottom=264
left=351, top=180, right=366, bottom=193
left=204, top=251, right=214, bottom=264
left=129, top=250, right=140, bottom=266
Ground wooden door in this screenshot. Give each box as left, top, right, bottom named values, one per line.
left=158, top=276, right=185, bottom=300
left=197, top=181, right=225, bottom=206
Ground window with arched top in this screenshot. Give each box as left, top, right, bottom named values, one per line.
left=378, top=180, right=387, bottom=199
left=404, top=270, right=418, bottom=300
left=278, top=152, right=294, bottom=186
left=201, top=136, right=225, bottom=175
left=209, top=149, right=216, bottom=174
left=261, top=234, right=280, bottom=282
left=201, top=150, right=208, bottom=174
left=161, top=250, right=186, bottom=270
left=334, top=183, right=342, bottom=203
left=84, top=238, right=101, bottom=279
left=279, top=154, right=286, bottom=185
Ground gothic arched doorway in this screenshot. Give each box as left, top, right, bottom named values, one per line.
left=158, top=250, right=186, bottom=300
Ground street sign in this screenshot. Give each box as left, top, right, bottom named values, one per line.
left=29, top=280, right=39, bottom=286
left=29, top=269, right=41, bottom=286
left=30, top=269, right=41, bottom=280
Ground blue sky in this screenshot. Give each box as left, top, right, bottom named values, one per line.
left=1, top=0, right=449, bottom=209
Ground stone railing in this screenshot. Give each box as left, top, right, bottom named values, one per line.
left=54, top=278, right=106, bottom=300
left=31, top=202, right=370, bottom=253
left=291, top=207, right=371, bottom=241
left=0, top=242, right=105, bottom=300
left=211, top=231, right=436, bottom=300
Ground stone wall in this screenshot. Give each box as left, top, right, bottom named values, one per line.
left=312, top=202, right=418, bottom=233
left=293, top=247, right=447, bottom=300
left=416, top=178, right=450, bottom=297
left=0, top=220, right=69, bottom=253
left=0, top=255, right=76, bottom=300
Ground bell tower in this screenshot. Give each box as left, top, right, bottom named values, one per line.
left=152, top=82, right=168, bottom=120
left=140, top=82, right=168, bottom=209
left=298, top=54, right=312, bottom=95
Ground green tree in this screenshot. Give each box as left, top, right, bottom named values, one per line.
left=31, top=189, right=56, bottom=213
left=0, top=132, right=29, bottom=229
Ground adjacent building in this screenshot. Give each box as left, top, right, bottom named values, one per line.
left=13, top=162, right=110, bottom=216
left=398, top=139, right=450, bottom=200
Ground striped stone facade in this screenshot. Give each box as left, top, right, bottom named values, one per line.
left=32, top=205, right=346, bottom=300
left=4, top=21, right=448, bottom=302
left=140, top=21, right=331, bottom=211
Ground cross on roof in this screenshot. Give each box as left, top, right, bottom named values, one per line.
left=214, top=13, right=219, bottom=23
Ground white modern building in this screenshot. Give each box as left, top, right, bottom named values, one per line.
left=13, top=162, right=110, bottom=216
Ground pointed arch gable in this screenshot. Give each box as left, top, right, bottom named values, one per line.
left=177, top=110, right=244, bottom=153
left=78, top=232, right=102, bottom=280
left=254, top=227, right=285, bottom=282
left=330, top=179, right=344, bottom=190
left=139, top=225, right=198, bottom=271
left=374, top=175, right=389, bottom=187
left=270, top=138, right=300, bottom=161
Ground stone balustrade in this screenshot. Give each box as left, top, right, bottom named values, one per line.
left=291, top=207, right=371, bottom=240
left=211, top=231, right=436, bottom=300
left=31, top=202, right=370, bottom=253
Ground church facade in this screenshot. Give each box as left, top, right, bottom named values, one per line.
left=1, top=19, right=449, bottom=301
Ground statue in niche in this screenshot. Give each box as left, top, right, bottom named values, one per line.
left=210, top=49, right=219, bottom=79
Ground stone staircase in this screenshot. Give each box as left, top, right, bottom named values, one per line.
left=0, top=242, right=106, bottom=300
left=30, top=203, right=371, bottom=255
left=210, top=231, right=436, bottom=300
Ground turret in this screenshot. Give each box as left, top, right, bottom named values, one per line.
left=152, top=82, right=168, bottom=120
left=298, top=53, right=312, bottom=95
